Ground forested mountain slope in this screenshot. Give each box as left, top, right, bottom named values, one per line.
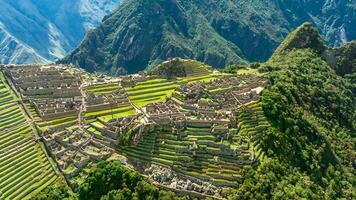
left=61, top=0, right=356, bottom=75
left=229, top=23, right=355, bottom=199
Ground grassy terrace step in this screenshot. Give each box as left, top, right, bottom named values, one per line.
left=0, top=91, right=11, bottom=98
left=39, top=119, right=78, bottom=131
left=3, top=164, right=53, bottom=199
left=0, top=135, right=33, bottom=158
left=0, top=101, right=14, bottom=108
left=123, top=150, right=153, bottom=162
left=151, top=157, right=174, bottom=166
left=0, top=155, right=43, bottom=190
left=127, top=84, right=178, bottom=96
left=0, top=107, right=21, bottom=119
left=98, top=109, right=136, bottom=122
left=0, top=121, right=29, bottom=133
left=126, top=81, right=176, bottom=92
left=138, top=139, right=156, bottom=146
left=84, top=106, right=134, bottom=118
left=0, top=71, right=56, bottom=200
left=37, top=116, right=78, bottom=127
left=87, top=81, right=120, bottom=89
left=134, top=79, right=169, bottom=86
left=0, top=154, right=40, bottom=184
left=0, top=97, right=14, bottom=105
left=0, top=118, right=26, bottom=131
left=134, top=145, right=155, bottom=154
left=0, top=121, right=27, bottom=135
left=130, top=90, right=175, bottom=101
left=154, top=148, right=177, bottom=156
left=185, top=135, right=216, bottom=141
left=0, top=138, right=32, bottom=158
left=0, top=134, right=25, bottom=149
left=0, top=145, right=36, bottom=168
left=13, top=170, right=56, bottom=200
left=0, top=124, right=30, bottom=140
left=156, top=138, right=190, bottom=146
left=0, top=112, right=23, bottom=125
left=1, top=148, right=37, bottom=174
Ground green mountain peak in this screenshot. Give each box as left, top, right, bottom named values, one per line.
left=271, top=22, right=327, bottom=59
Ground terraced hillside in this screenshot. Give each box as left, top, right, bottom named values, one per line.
left=0, top=63, right=268, bottom=197
left=122, top=102, right=268, bottom=188
left=125, top=79, right=179, bottom=108
left=84, top=81, right=136, bottom=140
left=0, top=72, right=57, bottom=200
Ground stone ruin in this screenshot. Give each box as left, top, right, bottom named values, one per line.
left=86, top=88, right=130, bottom=113
left=31, top=97, right=82, bottom=120
left=4, top=65, right=83, bottom=121
left=42, top=128, right=112, bottom=179
left=174, top=75, right=267, bottom=112
left=145, top=165, right=219, bottom=196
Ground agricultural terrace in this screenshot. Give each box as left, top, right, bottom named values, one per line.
left=0, top=72, right=57, bottom=200
left=0, top=62, right=269, bottom=197
left=124, top=79, right=179, bottom=108
left=84, top=81, right=136, bottom=140
left=4, top=65, right=83, bottom=132
left=122, top=103, right=268, bottom=188
left=125, top=59, right=222, bottom=107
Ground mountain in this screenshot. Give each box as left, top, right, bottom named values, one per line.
left=0, top=23, right=48, bottom=64
left=272, top=22, right=356, bottom=76
left=0, top=0, right=122, bottom=64
left=60, top=0, right=356, bottom=75
left=230, top=23, right=355, bottom=200
left=31, top=24, right=356, bottom=200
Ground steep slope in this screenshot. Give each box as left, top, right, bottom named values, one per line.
left=229, top=24, right=355, bottom=199
left=0, top=0, right=121, bottom=64
left=60, top=0, right=249, bottom=75
left=271, top=22, right=356, bottom=76
left=0, top=24, right=48, bottom=64
left=61, top=0, right=356, bottom=75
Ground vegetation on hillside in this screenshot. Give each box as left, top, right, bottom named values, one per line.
left=60, top=0, right=355, bottom=75
left=228, top=48, right=355, bottom=199
left=149, top=58, right=212, bottom=79
left=33, top=161, right=192, bottom=200
left=30, top=23, right=356, bottom=200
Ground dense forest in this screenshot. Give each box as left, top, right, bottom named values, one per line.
left=228, top=24, right=355, bottom=199
left=228, top=49, right=355, bottom=199
left=32, top=161, right=194, bottom=200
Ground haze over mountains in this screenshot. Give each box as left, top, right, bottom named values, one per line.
left=61, top=0, right=356, bottom=75
left=0, top=0, right=122, bottom=64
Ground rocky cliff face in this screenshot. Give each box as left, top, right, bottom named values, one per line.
left=0, top=0, right=121, bottom=64
left=60, top=0, right=355, bottom=75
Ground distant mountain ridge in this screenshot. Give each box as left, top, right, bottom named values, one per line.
left=60, top=0, right=356, bottom=75
left=0, top=0, right=122, bottom=64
